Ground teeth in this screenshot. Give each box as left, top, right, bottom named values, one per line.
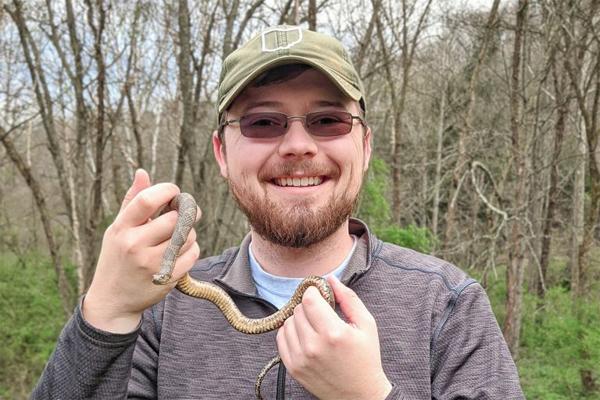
left=275, top=176, right=323, bottom=187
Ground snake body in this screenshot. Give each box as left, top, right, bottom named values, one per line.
left=152, top=193, right=335, bottom=399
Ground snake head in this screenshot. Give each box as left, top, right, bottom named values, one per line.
left=152, top=273, right=172, bottom=285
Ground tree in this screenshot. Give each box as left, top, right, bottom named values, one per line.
left=373, top=0, right=433, bottom=223
left=443, top=0, right=501, bottom=252
left=502, top=0, right=529, bottom=359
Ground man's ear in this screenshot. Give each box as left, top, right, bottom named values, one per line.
left=362, top=126, right=372, bottom=172
left=212, top=130, right=228, bottom=178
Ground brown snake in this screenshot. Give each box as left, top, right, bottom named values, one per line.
left=152, top=193, right=335, bottom=399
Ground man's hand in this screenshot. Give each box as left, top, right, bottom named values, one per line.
left=83, top=169, right=201, bottom=333
left=276, top=275, right=392, bottom=400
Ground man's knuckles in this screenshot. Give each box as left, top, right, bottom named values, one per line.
left=122, top=231, right=145, bottom=256
left=302, top=341, right=321, bottom=361
left=323, top=327, right=346, bottom=347
left=301, top=286, right=325, bottom=308
left=135, top=190, right=157, bottom=213
left=133, top=184, right=176, bottom=215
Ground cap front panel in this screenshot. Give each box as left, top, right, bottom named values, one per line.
left=218, top=25, right=365, bottom=115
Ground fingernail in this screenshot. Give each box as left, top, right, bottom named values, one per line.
left=133, top=169, right=142, bottom=182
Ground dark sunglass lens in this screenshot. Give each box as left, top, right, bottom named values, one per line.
left=240, top=113, right=287, bottom=138
left=306, top=111, right=352, bottom=136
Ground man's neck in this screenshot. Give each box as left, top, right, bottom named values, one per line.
left=249, top=221, right=354, bottom=278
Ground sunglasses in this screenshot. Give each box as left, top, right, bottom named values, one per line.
left=220, top=111, right=366, bottom=138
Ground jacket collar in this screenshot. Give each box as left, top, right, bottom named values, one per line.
left=215, top=218, right=375, bottom=297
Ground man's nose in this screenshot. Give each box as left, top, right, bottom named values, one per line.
left=277, top=119, right=318, bottom=158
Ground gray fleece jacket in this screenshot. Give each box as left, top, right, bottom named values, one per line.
left=32, top=219, right=524, bottom=399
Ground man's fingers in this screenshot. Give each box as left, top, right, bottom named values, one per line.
left=301, top=286, right=340, bottom=334
left=176, top=228, right=198, bottom=255
left=151, top=223, right=197, bottom=256
left=135, top=210, right=182, bottom=246
left=327, top=275, right=373, bottom=329
left=277, top=316, right=302, bottom=367
left=120, top=169, right=152, bottom=212
left=146, top=233, right=199, bottom=279
left=276, top=327, right=293, bottom=370
left=169, top=241, right=201, bottom=280
left=292, top=304, right=317, bottom=349
left=120, top=183, right=180, bottom=227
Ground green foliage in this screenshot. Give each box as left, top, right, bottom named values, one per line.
left=357, top=157, right=392, bottom=229
left=519, top=288, right=600, bottom=399
left=357, top=157, right=436, bottom=253
left=375, top=224, right=436, bottom=254
left=0, top=252, right=67, bottom=399
left=481, top=270, right=600, bottom=400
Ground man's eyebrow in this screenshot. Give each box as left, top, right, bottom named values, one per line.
left=314, top=100, right=346, bottom=108
left=241, top=99, right=347, bottom=113
left=242, top=101, right=283, bottom=112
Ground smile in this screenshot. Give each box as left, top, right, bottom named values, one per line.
left=273, top=176, right=324, bottom=187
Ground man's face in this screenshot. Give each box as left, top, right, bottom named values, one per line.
left=213, top=68, right=371, bottom=248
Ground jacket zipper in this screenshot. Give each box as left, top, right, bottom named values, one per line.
left=214, top=281, right=288, bottom=398
left=276, top=361, right=287, bottom=400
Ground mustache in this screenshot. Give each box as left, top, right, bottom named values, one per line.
left=260, top=160, right=340, bottom=179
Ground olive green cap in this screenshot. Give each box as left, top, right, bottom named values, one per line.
left=217, top=25, right=365, bottom=115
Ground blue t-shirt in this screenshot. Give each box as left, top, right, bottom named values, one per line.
left=248, top=236, right=357, bottom=309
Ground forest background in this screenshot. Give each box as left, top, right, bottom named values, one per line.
left=0, top=0, right=599, bottom=398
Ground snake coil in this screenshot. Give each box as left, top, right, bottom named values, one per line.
left=152, top=193, right=335, bottom=399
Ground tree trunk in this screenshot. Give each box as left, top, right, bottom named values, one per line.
left=560, top=0, right=600, bottom=303
left=82, top=0, right=108, bottom=291
left=570, top=120, right=585, bottom=295
left=576, top=71, right=600, bottom=301
left=62, top=0, right=92, bottom=294
left=503, top=0, right=528, bottom=359
left=308, top=0, right=316, bottom=31
left=432, top=80, right=447, bottom=240
left=537, top=61, right=567, bottom=298
left=374, top=0, right=433, bottom=223
left=174, top=0, right=194, bottom=187
left=444, top=0, right=501, bottom=252
left=1, top=129, right=74, bottom=316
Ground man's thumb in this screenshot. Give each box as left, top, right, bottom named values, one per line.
left=120, top=169, right=151, bottom=212
left=327, top=275, right=371, bottom=329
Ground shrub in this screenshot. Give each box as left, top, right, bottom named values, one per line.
left=375, top=224, right=436, bottom=253
left=357, top=157, right=437, bottom=254
left=0, top=252, right=67, bottom=399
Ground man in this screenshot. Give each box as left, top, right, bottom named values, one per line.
left=33, top=25, right=524, bottom=399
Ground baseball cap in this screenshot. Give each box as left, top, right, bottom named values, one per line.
left=217, top=25, right=365, bottom=116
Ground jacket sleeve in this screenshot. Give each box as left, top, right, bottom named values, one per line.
left=30, top=299, right=140, bottom=400
left=430, top=282, right=525, bottom=400
left=127, top=304, right=162, bottom=398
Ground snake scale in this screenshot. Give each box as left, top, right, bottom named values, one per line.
left=152, top=193, right=335, bottom=399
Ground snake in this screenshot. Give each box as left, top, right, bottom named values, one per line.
left=152, top=193, right=335, bottom=399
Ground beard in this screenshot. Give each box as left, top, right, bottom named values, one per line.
left=228, top=168, right=360, bottom=248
